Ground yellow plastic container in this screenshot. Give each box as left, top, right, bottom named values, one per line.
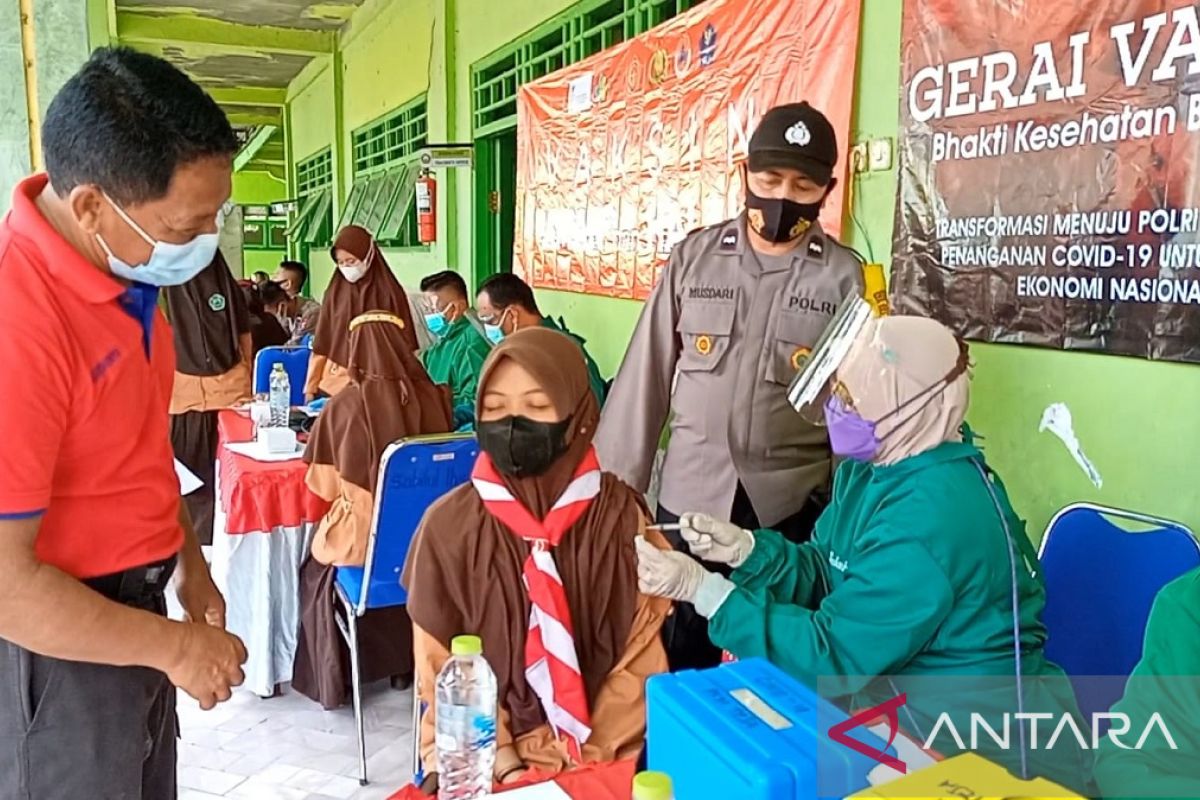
left=861, top=262, right=890, bottom=317
left=848, top=753, right=1083, bottom=799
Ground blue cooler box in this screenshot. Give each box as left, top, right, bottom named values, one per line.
left=647, top=659, right=890, bottom=800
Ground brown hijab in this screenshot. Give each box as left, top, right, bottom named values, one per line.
left=404, top=328, right=642, bottom=737
left=305, top=311, right=453, bottom=491
left=313, top=225, right=418, bottom=366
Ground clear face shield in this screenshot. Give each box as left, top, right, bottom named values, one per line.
left=787, top=294, right=876, bottom=425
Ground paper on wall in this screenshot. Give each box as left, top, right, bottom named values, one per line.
left=1039, top=403, right=1103, bottom=489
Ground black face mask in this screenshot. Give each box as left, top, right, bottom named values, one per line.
left=476, top=415, right=572, bottom=478
left=745, top=187, right=824, bottom=244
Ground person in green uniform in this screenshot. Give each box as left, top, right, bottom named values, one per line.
left=635, top=314, right=1093, bottom=793
left=419, top=270, right=492, bottom=429
left=476, top=272, right=607, bottom=405
left=1095, top=567, right=1200, bottom=799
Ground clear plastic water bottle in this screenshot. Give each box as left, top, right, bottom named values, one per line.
left=632, top=771, right=674, bottom=800
left=268, top=364, right=290, bottom=427
left=436, top=635, right=497, bottom=799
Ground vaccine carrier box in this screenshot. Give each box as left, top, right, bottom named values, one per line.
left=647, top=659, right=891, bottom=800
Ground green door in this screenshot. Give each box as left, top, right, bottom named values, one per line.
left=473, top=128, right=518, bottom=289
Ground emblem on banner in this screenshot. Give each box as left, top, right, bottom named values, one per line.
left=696, top=335, right=714, bottom=356
left=675, top=37, right=693, bottom=78
left=649, top=48, right=670, bottom=85
left=785, top=121, right=812, bottom=147
left=208, top=293, right=226, bottom=312
left=592, top=74, right=609, bottom=104
left=627, top=58, right=642, bottom=92
left=699, top=23, right=718, bottom=66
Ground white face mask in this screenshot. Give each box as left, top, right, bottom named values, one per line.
left=96, top=192, right=221, bottom=287
left=339, top=263, right=368, bottom=283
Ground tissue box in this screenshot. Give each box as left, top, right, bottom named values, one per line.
left=849, top=753, right=1083, bottom=799
left=257, top=426, right=297, bottom=453
left=647, top=659, right=889, bottom=800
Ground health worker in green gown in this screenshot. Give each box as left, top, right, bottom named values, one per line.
left=636, top=314, right=1093, bottom=792
left=420, top=270, right=492, bottom=430
left=1095, top=566, right=1200, bottom=799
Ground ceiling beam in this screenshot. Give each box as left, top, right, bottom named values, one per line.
left=224, top=109, right=284, bottom=127
left=234, top=125, right=279, bottom=173
left=209, top=86, right=288, bottom=107
left=116, top=11, right=335, bottom=58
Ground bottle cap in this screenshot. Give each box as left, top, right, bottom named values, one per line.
left=451, top=635, right=483, bottom=656
left=632, top=771, right=673, bottom=800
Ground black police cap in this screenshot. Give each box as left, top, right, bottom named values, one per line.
left=748, top=102, right=838, bottom=186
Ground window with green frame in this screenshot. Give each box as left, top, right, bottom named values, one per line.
left=288, top=148, right=334, bottom=247
left=342, top=96, right=428, bottom=247
left=471, top=0, right=703, bottom=135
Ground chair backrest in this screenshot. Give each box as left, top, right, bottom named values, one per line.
left=1040, top=502, right=1200, bottom=717
left=356, top=434, right=479, bottom=612
left=253, top=346, right=310, bottom=406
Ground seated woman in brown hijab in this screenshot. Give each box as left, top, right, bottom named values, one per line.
left=304, top=225, right=420, bottom=401
left=292, top=311, right=453, bottom=709
left=404, top=327, right=670, bottom=789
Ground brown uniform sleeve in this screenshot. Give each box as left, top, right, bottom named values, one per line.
left=593, top=245, right=683, bottom=492
left=305, top=352, right=328, bottom=396
left=305, top=465, right=374, bottom=567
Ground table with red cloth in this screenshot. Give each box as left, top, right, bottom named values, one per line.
left=388, top=760, right=636, bottom=800
left=211, top=410, right=330, bottom=697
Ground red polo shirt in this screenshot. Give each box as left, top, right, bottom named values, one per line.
left=0, top=175, right=182, bottom=578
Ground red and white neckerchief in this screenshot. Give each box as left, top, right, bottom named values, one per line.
left=472, top=446, right=601, bottom=761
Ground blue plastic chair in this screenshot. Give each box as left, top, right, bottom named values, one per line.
left=332, top=434, right=478, bottom=786
left=1039, top=502, right=1200, bottom=719
left=252, top=345, right=310, bottom=406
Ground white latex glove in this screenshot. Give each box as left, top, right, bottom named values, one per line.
left=679, top=513, right=755, bottom=567
left=635, top=536, right=706, bottom=602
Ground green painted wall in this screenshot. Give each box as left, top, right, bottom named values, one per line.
left=244, top=249, right=286, bottom=276
left=233, top=170, right=287, bottom=205
left=285, top=0, right=1200, bottom=541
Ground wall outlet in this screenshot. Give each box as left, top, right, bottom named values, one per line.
left=850, top=141, right=869, bottom=174
left=868, top=137, right=893, bottom=171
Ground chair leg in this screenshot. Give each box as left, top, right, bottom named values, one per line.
left=348, top=612, right=368, bottom=786
left=411, top=677, right=422, bottom=782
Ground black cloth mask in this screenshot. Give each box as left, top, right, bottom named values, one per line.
left=476, top=415, right=572, bottom=477
left=745, top=187, right=824, bottom=244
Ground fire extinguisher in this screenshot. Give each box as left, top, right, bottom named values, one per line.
left=416, top=169, right=437, bottom=245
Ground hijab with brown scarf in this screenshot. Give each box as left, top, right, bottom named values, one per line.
left=403, top=328, right=642, bottom=738
left=305, top=311, right=453, bottom=490
left=313, top=225, right=419, bottom=367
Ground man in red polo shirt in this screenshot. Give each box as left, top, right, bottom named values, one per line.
left=0, top=48, right=247, bottom=798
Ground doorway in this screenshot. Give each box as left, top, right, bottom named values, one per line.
left=473, top=127, right=517, bottom=289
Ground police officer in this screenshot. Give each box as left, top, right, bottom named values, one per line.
left=594, top=102, right=863, bottom=670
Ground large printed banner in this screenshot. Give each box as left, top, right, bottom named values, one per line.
left=893, top=0, right=1200, bottom=362
left=514, top=0, right=861, bottom=300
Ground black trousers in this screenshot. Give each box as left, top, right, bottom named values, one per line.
left=0, top=594, right=177, bottom=800
left=657, top=484, right=826, bottom=672
left=171, top=410, right=219, bottom=546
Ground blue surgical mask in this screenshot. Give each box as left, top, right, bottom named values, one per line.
left=484, top=323, right=505, bottom=345
left=97, top=192, right=221, bottom=286
left=425, top=311, right=449, bottom=338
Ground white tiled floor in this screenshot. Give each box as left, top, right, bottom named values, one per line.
left=176, top=680, right=416, bottom=800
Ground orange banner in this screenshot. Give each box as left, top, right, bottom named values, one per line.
left=514, top=0, right=862, bottom=300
